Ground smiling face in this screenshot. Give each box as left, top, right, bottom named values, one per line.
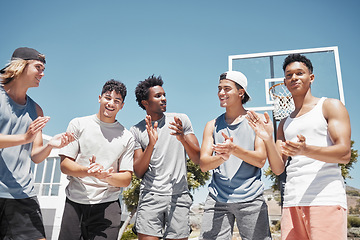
left=284, top=61, right=314, bottom=96
left=97, top=90, right=124, bottom=123
left=142, top=85, right=167, bottom=118
left=218, top=79, right=244, bottom=108
left=20, top=60, right=45, bottom=88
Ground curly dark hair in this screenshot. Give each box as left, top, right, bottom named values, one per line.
left=101, top=79, right=127, bottom=101
left=283, top=54, right=313, bottom=74
left=135, top=75, right=163, bottom=110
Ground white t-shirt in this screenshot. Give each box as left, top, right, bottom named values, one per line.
left=59, top=114, right=134, bottom=204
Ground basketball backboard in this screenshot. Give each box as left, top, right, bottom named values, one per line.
left=228, top=46, right=345, bottom=116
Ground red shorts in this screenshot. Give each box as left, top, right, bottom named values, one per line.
left=281, top=205, right=347, bottom=240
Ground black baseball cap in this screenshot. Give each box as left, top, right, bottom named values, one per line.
left=0, top=47, right=46, bottom=74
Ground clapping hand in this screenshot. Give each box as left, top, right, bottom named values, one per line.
left=88, top=155, right=114, bottom=179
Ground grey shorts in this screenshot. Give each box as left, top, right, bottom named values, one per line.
left=135, top=191, right=192, bottom=239
left=199, top=194, right=272, bottom=240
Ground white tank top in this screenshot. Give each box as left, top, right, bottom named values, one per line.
left=283, top=97, right=347, bottom=209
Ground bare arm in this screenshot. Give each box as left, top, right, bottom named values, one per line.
left=199, top=120, right=225, bottom=172
left=212, top=131, right=267, bottom=168
left=60, top=155, right=90, bottom=178
left=60, top=154, right=132, bottom=187
left=0, top=117, right=50, bottom=148
left=169, top=116, right=200, bottom=165
left=105, top=171, right=132, bottom=187
left=133, top=115, right=157, bottom=178
left=247, top=111, right=287, bottom=175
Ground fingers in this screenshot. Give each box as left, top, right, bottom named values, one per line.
left=89, top=155, right=96, bottom=164
left=297, top=134, right=306, bottom=143
left=169, top=116, right=183, bottom=135
left=221, top=132, right=229, bottom=140
left=246, top=111, right=260, bottom=123
left=264, top=112, right=271, bottom=123
left=27, top=116, right=50, bottom=136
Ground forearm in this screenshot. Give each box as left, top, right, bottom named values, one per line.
left=31, top=143, right=53, bottom=164
left=199, top=155, right=225, bottom=172
left=60, top=157, right=89, bottom=178
left=179, top=135, right=200, bottom=165
left=302, top=144, right=351, bottom=164
left=231, top=146, right=266, bottom=168
left=0, top=133, right=29, bottom=148
left=105, top=171, right=132, bottom=187
left=133, top=146, right=153, bottom=178
left=264, top=139, right=285, bottom=175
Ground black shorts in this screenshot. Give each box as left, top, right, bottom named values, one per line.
left=0, top=196, right=46, bottom=240
left=58, top=198, right=122, bottom=240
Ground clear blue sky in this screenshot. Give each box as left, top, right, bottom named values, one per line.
left=1, top=0, right=359, bottom=204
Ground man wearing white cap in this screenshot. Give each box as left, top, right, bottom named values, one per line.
left=199, top=71, right=271, bottom=240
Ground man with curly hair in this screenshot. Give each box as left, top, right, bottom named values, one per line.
left=58, top=80, right=134, bottom=240
left=0, top=47, right=75, bottom=240
left=130, top=75, right=200, bottom=240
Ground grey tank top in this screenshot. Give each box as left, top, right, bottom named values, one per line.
left=0, top=86, right=38, bottom=199
left=208, top=113, right=264, bottom=203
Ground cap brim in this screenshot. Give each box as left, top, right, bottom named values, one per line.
left=0, top=65, right=7, bottom=74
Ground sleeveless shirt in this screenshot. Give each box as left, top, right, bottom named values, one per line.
left=0, top=86, right=38, bottom=199
left=208, top=113, right=264, bottom=203
left=283, top=97, right=347, bottom=209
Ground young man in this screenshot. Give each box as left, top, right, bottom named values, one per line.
left=130, top=75, right=200, bottom=240
left=58, top=80, right=134, bottom=240
left=247, top=54, right=351, bottom=240
left=0, top=47, right=75, bottom=240
left=199, top=71, right=272, bottom=240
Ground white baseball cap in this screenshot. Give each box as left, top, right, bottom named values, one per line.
left=219, top=71, right=251, bottom=100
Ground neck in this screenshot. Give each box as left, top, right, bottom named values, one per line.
left=96, top=113, right=116, bottom=123
left=292, top=90, right=316, bottom=110
left=147, top=112, right=164, bottom=122
left=3, top=80, right=28, bottom=105
left=224, top=105, right=247, bottom=125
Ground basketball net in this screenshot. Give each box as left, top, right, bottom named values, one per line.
left=269, top=82, right=295, bottom=120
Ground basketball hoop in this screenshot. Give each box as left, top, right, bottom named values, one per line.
left=269, top=82, right=295, bottom=120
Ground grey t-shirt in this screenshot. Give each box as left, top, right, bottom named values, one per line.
left=0, top=86, right=38, bottom=199
left=130, top=113, right=194, bottom=195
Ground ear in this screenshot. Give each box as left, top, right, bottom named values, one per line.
left=119, top=102, right=125, bottom=110
left=98, top=95, right=101, bottom=103
left=141, top=100, right=148, bottom=108
left=310, top=73, right=315, bottom=85
left=283, top=78, right=286, bottom=86
left=238, top=88, right=245, bottom=97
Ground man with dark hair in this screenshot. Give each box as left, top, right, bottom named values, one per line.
left=199, top=71, right=271, bottom=240
left=248, top=54, right=351, bottom=239
left=130, top=75, right=200, bottom=240
left=58, top=79, right=134, bottom=240
left=0, top=47, right=75, bottom=240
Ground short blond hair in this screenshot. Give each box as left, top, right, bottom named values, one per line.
left=1, top=59, right=29, bottom=84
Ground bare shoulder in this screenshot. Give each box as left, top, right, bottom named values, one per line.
left=323, top=98, right=349, bottom=119
left=35, top=103, right=44, bottom=117
left=205, top=119, right=216, bottom=130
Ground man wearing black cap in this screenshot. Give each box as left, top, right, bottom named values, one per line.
left=199, top=71, right=271, bottom=240
left=0, top=47, right=75, bottom=240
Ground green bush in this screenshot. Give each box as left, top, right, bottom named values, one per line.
left=120, top=224, right=137, bottom=240
left=348, top=215, right=360, bottom=228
